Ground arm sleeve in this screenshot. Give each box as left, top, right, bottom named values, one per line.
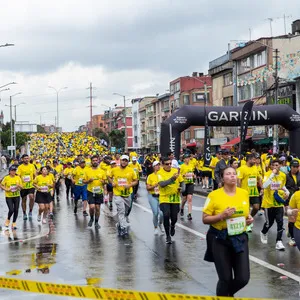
left=159, top=178, right=174, bottom=187
left=262, top=173, right=275, bottom=189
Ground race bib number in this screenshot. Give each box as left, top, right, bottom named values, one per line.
left=92, top=186, right=102, bottom=194
left=226, top=217, right=246, bottom=236
left=78, top=178, right=83, bottom=185
left=23, top=175, right=31, bottom=183
left=10, top=185, right=18, bottom=192
left=185, top=173, right=194, bottom=180
left=154, top=186, right=159, bottom=194
left=118, top=178, right=127, bottom=187
left=168, top=194, right=180, bottom=203
left=271, top=182, right=281, bottom=190
left=248, top=177, right=257, bottom=187
left=41, top=186, right=49, bottom=193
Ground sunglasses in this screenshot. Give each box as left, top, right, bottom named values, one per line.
left=164, top=163, right=172, bottom=166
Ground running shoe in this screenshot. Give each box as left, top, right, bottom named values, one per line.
left=159, top=224, right=165, bottom=234
left=12, top=223, right=17, bottom=230
left=88, top=219, right=93, bottom=227
left=166, top=236, right=172, bottom=244
left=42, top=218, right=47, bottom=224
left=74, top=206, right=77, bottom=214
left=83, top=211, right=88, bottom=217
left=4, top=219, right=10, bottom=228
left=288, top=238, right=296, bottom=247
left=170, top=226, right=175, bottom=237
left=23, top=214, right=28, bottom=221
left=260, top=232, right=268, bottom=244
left=180, top=209, right=184, bottom=218
left=154, top=228, right=159, bottom=235
left=95, top=222, right=100, bottom=230
left=37, top=214, right=41, bottom=222
left=28, top=212, right=32, bottom=220
left=276, top=240, right=285, bottom=251
left=187, top=213, right=192, bottom=221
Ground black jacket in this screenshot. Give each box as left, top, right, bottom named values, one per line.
left=286, top=171, right=300, bottom=200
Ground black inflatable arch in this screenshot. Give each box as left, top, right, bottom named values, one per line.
left=160, top=104, right=300, bottom=158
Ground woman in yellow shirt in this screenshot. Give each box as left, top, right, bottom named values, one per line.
left=34, top=166, right=54, bottom=224
left=202, top=166, right=253, bottom=297
left=146, top=161, right=164, bottom=235
left=0, top=165, right=23, bottom=230
left=288, top=192, right=300, bottom=250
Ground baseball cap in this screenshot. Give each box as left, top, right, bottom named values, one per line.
left=121, top=155, right=129, bottom=161
left=279, top=156, right=286, bottom=162
left=183, top=153, right=190, bottom=159
left=79, top=160, right=86, bottom=164
left=222, top=149, right=230, bottom=154
left=153, top=161, right=160, bottom=167
left=290, top=160, right=299, bottom=167
left=110, top=160, right=116, bottom=165
left=9, top=165, right=18, bottom=171
left=132, top=156, right=137, bottom=161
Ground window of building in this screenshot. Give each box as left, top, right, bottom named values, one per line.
left=239, top=85, right=251, bottom=101
left=194, top=128, right=204, bottom=139
left=223, top=96, right=233, bottom=106
left=134, top=136, right=138, bottom=143
left=184, top=130, right=190, bottom=140
left=193, top=93, right=205, bottom=102
left=223, top=73, right=232, bottom=86
left=175, top=82, right=180, bottom=92
left=183, top=95, right=189, bottom=105
left=170, top=84, right=175, bottom=94
left=253, top=81, right=264, bottom=97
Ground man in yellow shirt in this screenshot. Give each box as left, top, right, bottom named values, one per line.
left=108, top=155, right=138, bottom=236
left=260, top=159, right=289, bottom=250
left=17, top=154, right=37, bottom=220
left=157, top=157, right=184, bottom=244
left=63, top=162, right=74, bottom=200
left=210, top=151, right=221, bottom=190
left=237, top=154, right=262, bottom=232
left=84, top=155, right=107, bottom=229
left=128, top=157, right=142, bottom=200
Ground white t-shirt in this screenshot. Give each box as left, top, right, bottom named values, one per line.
left=171, top=159, right=179, bottom=169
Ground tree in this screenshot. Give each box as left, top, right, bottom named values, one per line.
left=109, top=129, right=125, bottom=149
left=92, top=128, right=109, bottom=142
left=0, top=122, right=29, bottom=150
left=37, top=125, right=46, bottom=133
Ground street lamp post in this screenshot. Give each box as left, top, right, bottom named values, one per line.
left=48, top=86, right=68, bottom=132
left=113, top=93, right=128, bottom=153
left=13, top=102, right=26, bottom=155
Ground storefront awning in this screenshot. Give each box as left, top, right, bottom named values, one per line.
left=254, top=137, right=273, bottom=145
left=186, top=142, right=197, bottom=147
left=221, top=136, right=251, bottom=149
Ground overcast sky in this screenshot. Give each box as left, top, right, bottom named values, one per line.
left=0, top=0, right=297, bottom=131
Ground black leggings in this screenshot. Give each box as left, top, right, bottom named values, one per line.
left=65, top=179, right=74, bottom=197
left=159, top=203, right=180, bottom=237
left=132, top=181, right=139, bottom=196
left=6, top=196, right=20, bottom=222
left=262, top=207, right=284, bottom=241
left=212, top=236, right=250, bottom=296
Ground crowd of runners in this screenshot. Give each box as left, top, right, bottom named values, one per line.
left=0, top=133, right=300, bottom=297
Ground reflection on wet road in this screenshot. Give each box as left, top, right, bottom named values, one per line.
left=0, top=181, right=299, bottom=299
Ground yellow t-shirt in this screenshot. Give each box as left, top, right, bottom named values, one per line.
left=289, top=191, right=300, bottom=229
left=146, top=173, right=159, bottom=195
left=157, top=168, right=183, bottom=204
left=130, top=152, right=138, bottom=159
left=180, top=163, right=195, bottom=184
left=72, top=166, right=87, bottom=186
left=100, top=162, right=111, bottom=173
left=1, top=175, right=22, bottom=197
left=17, top=164, right=36, bottom=189
left=237, top=165, right=260, bottom=197
left=84, top=167, right=107, bottom=194
left=262, top=170, right=287, bottom=209
left=128, top=162, right=142, bottom=180
left=240, top=160, right=246, bottom=166
left=209, top=157, right=220, bottom=180
left=63, top=167, right=73, bottom=179
left=34, top=175, right=54, bottom=193
left=53, top=165, right=63, bottom=175
left=110, top=166, right=137, bottom=197
left=190, top=158, right=197, bottom=170
left=203, top=187, right=250, bottom=231
left=34, top=163, right=42, bottom=172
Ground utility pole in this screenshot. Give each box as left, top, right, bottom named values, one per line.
left=273, top=48, right=279, bottom=154
left=10, top=96, right=13, bottom=156
left=86, top=82, right=96, bottom=136
left=13, top=105, right=17, bottom=157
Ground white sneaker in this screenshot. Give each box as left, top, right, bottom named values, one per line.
left=288, top=238, right=296, bottom=247
left=159, top=224, right=165, bottom=234
left=260, top=232, right=268, bottom=244
left=42, top=218, right=47, bottom=224
left=154, top=228, right=159, bottom=235
left=276, top=240, right=285, bottom=251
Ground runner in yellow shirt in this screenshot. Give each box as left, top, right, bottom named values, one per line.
left=288, top=191, right=300, bottom=251
left=17, top=154, right=37, bottom=221
left=108, top=155, right=138, bottom=236
left=84, top=155, right=107, bottom=229
left=157, top=157, right=184, bottom=244
left=0, top=165, right=23, bottom=230
left=63, top=162, right=74, bottom=200
left=260, top=159, right=289, bottom=250
left=53, top=160, right=63, bottom=201
left=128, top=157, right=142, bottom=200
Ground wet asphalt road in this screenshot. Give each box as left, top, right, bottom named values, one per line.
left=0, top=180, right=299, bottom=299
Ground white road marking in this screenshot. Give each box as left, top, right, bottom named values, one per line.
left=133, top=202, right=300, bottom=283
